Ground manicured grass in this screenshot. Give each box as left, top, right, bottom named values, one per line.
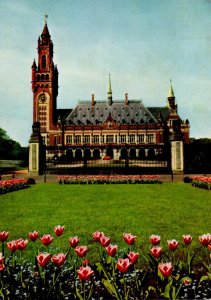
left=0, top=182, right=210, bottom=260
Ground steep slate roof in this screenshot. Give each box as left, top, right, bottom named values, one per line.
left=147, top=107, right=171, bottom=122
left=65, top=100, right=165, bottom=126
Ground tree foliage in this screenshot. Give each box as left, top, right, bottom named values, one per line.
left=0, top=128, right=28, bottom=160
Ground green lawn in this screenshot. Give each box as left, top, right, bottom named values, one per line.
left=0, top=182, right=210, bottom=260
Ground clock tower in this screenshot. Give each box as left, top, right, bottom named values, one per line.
left=31, top=15, right=58, bottom=144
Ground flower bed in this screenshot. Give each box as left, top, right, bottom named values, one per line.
left=191, top=176, right=211, bottom=190
left=0, top=228, right=210, bottom=299
left=0, top=178, right=28, bottom=195
left=57, top=175, right=162, bottom=185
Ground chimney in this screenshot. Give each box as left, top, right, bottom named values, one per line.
left=125, top=93, right=129, bottom=106
left=91, top=94, right=95, bottom=106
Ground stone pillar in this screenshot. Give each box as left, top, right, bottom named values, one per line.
left=170, top=120, right=184, bottom=174
left=29, top=122, right=44, bottom=175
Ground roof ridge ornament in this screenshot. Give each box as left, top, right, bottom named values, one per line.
left=44, top=12, right=48, bottom=25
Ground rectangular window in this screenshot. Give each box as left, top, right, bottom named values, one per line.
left=120, top=135, right=126, bottom=143
left=106, top=135, right=114, bottom=143
left=84, top=135, right=90, bottom=144
left=66, top=135, right=73, bottom=144
left=147, top=134, right=154, bottom=143
left=93, top=135, right=99, bottom=144
left=137, top=134, right=145, bottom=143
left=75, top=135, right=81, bottom=144
left=129, top=134, right=135, bottom=143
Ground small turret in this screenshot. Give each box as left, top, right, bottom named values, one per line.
left=167, top=80, right=177, bottom=112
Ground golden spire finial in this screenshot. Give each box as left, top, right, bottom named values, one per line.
left=44, top=12, right=48, bottom=25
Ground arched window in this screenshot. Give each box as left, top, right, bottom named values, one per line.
left=37, top=74, right=40, bottom=81
left=45, top=74, right=49, bottom=80
left=42, top=55, right=46, bottom=69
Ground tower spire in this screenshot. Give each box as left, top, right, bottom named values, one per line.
left=44, top=12, right=48, bottom=25
left=107, top=74, right=112, bottom=105
left=168, top=79, right=174, bottom=98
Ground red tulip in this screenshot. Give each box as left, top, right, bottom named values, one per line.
left=16, top=238, right=28, bottom=251
left=182, top=235, right=192, bottom=245
left=7, top=240, right=17, bottom=252
left=123, top=233, right=136, bottom=245
left=105, top=244, right=118, bottom=257
left=0, top=253, right=4, bottom=264
left=93, top=231, right=104, bottom=242
left=51, top=253, right=66, bottom=267
left=199, top=234, right=210, bottom=246
left=117, top=258, right=132, bottom=273
left=28, top=231, right=39, bottom=242
left=0, top=231, right=9, bottom=242
left=127, top=252, right=139, bottom=264
left=100, top=235, right=111, bottom=247
left=69, top=236, right=80, bottom=248
left=78, top=266, right=94, bottom=281
left=54, top=225, right=65, bottom=237
left=75, top=246, right=88, bottom=257
left=149, top=235, right=161, bottom=246
left=159, top=262, right=173, bottom=277
left=40, top=234, right=54, bottom=246
left=0, top=264, right=5, bottom=272
left=82, top=259, right=89, bottom=266
left=208, top=244, right=211, bottom=251
left=150, top=246, right=162, bottom=258
left=167, top=239, right=179, bottom=251
left=37, top=253, right=51, bottom=268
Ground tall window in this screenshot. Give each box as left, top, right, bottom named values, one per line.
left=120, top=135, right=126, bottom=143
left=66, top=135, right=73, bottom=144
left=75, top=135, right=81, bottom=144
left=129, top=134, right=135, bottom=143
left=42, top=55, right=47, bottom=69
left=93, top=135, right=99, bottom=144
left=84, top=135, right=90, bottom=144
left=147, top=134, right=154, bottom=143
left=106, top=135, right=114, bottom=143
left=137, top=134, right=145, bottom=143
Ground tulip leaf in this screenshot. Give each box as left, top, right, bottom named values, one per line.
left=102, top=279, right=118, bottom=298
left=76, top=287, right=83, bottom=300
left=199, top=275, right=209, bottom=283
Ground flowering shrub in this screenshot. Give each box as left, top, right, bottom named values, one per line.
left=0, top=228, right=210, bottom=299
left=0, top=178, right=28, bottom=194
left=191, top=176, right=211, bottom=190
left=57, top=175, right=162, bottom=185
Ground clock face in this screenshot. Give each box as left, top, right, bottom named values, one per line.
left=39, top=92, right=47, bottom=103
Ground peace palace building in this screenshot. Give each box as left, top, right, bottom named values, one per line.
left=31, top=21, right=190, bottom=161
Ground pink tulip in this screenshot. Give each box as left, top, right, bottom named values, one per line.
left=0, top=253, right=4, bottom=265
left=69, top=236, right=80, bottom=248
left=7, top=240, right=17, bottom=253
left=37, top=253, right=51, bottom=268
left=15, top=238, right=28, bottom=251
left=167, top=239, right=179, bottom=251
left=54, top=225, right=65, bottom=237
left=159, top=262, right=173, bottom=277
left=127, top=252, right=139, bottom=264
left=40, top=234, right=54, bottom=246
left=150, top=246, right=162, bottom=258
left=149, top=235, right=161, bottom=246
left=100, top=235, right=111, bottom=247
left=117, top=258, right=132, bottom=273
left=75, top=246, right=88, bottom=257
left=28, top=231, right=39, bottom=242
left=0, top=231, right=9, bottom=242
left=92, top=231, right=104, bottom=242
left=78, top=266, right=94, bottom=281
left=123, top=233, right=136, bottom=245
left=105, top=244, right=118, bottom=257
left=199, top=234, right=210, bottom=246
left=0, top=264, right=5, bottom=272
left=51, top=253, right=66, bottom=267
left=182, top=235, right=192, bottom=245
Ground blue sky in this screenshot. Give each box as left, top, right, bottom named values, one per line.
left=0, top=0, right=211, bottom=146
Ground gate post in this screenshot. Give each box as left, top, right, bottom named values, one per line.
left=28, top=122, right=44, bottom=175
left=170, top=120, right=184, bottom=174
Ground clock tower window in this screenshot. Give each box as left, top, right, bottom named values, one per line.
left=42, top=55, right=47, bottom=69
